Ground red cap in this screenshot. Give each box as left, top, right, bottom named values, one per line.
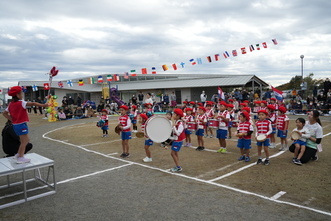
left=270, top=98, right=277, bottom=101
left=174, top=108, right=184, bottom=117
left=185, top=108, right=193, bottom=112
left=131, top=105, right=137, bottom=109
left=119, top=105, right=129, bottom=111
left=258, top=109, right=269, bottom=115
left=278, top=106, right=287, bottom=113
left=189, top=101, right=196, bottom=105
left=239, top=103, right=247, bottom=107
left=140, top=113, right=148, bottom=121
left=254, top=101, right=261, bottom=104
left=242, top=107, right=251, bottom=113
left=101, top=109, right=107, bottom=113
left=260, top=100, right=267, bottom=104
left=183, top=101, right=188, bottom=104
left=267, top=104, right=276, bottom=110
left=219, top=101, right=228, bottom=106
left=241, top=111, right=250, bottom=120
left=228, top=99, right=234, bottom=102
left=243, top=100, right=250, bottom=103
left=198, top=106, right=206, bottom=112
left=144, top=103, right=152, bottom=107
left=8, top=86, right=22, bottom=96
left=197, top=102, right=203, bottom=106
left=227, top=104, right=234, bottom=108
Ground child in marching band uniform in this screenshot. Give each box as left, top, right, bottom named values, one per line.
left=195, top=106, right=207, bottom=151
left=227, top=104, right=235, bottom=139
left=118, top=105, right=132, bottom=158
left=255, top=110, right=272, bottom=165
left=100, top=109, right=109, bottom=137
left=183, top=108, right=194, bottom=147
left=252, top=101, right=261, bottom=121
left=216, top=101, right=230, bottom=153
left=144, top=103, right=154, bottom=118
left=205, top=101, right=215, bottom=138
left=267, top=105, right=277, bottom=148
left=236, top=111, right=254, bottom=162
left=260, top=100, right=268, bottom=111
left=130, top=105, right=138, bottom=132
left=269, top=98, right=279, bottom=111
left=169, top=108, right=186, bottom=172
left=277, top=106, right=289, bottom=151
left=140, top=113, right=154, bottom=162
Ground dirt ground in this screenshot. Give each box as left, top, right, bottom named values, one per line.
left=36, top=113, right=331, bottom=213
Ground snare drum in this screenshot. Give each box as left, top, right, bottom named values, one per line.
left=145, top=116, right=173, bottom=143
left=290, top=131, right=301, bottom=140
left=187, top=122, right=197, bottom=131
left=256, top=134, right=267, bottom=142
left=208, top=119, right=219, bottom=128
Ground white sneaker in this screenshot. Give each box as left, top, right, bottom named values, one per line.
left=14, top=153, right=19, bottom=160
left=16, top=156, right=31, bottom=164
left=143, top=157, right=152, bottom=162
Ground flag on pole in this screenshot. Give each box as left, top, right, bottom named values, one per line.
left=67, top=80, right=73, bottom=87
left=32, top=84, right=38, bottom=91
left=44, top=83, right=50, bottom=90
left=262, top=42, right=267, bottom=48
left=214, top=54, right=220, bottom=61
left=124, top=72, right=129, bottom=79
left=88, top=77, right=95, bottom=84
left=130, top=70, right=137, bottom=76
left=272, top=39, right=278, bottom=45
left=107, top=75, right=112, bottom=81
left=78, top=80, right=84, bottom=86
left=249, top=45, right=255, bottom=52
left=162, top=65, right=168, bottom=71
left=152, top=67, right=157, bottom=74
left=256, top=44, right=260, bottom=50
left=207, top=56, right=212, bottom=62
left=58, top=81, right=64, bottom=88
left=114, top=74, right=120, bottom=81
left=197, top=58, right=202, bottom=64
left=98, top=76, right=103, bottom=83
left=271, top=86, right=283, bottom=101
left=241, top=47, right=246, bottom=54
left=232, top=50, right=237, bottom=56
left=218, top=86, right=225, bottom=100
left=189, top=59, right=196, bottom=65
left=141, top=68, right=147, bottom=74
left=172, top=64, right=177, bottom=70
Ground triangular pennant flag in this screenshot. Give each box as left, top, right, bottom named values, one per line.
left=107, top=75, right=112, bottom=81
left=67, top=80, right=73, bottom=87
left=58, top=81, right=64, bottom=88
left=262, top=42, right=267, bottom=48
left=189, top=59, right=196, bottom=65
left=214, top=54, right=220, bottom=61
left=207, top=56, right=212, bottom=62
left=44, top=83, right=50, bottom=90
left=272, top=38, right=278, bottom=45
left=256, top=44, right=260, bottom=50
left=197, top=58, right=202, bottom=64
left=130, top=70, right=137, bottom=76
left=32, top=84, right=38, bottom=91
left=141, top=68, right=147, bottom=74
left=172, top=64, right=177, bottom=70
left=151, top=67, right=157, bottom=74
left=241, top=47, right=246, bottom=54
left=98, top=76, right=103, bottom=83
left=232, top=50, right=237, bottom=56
left=162, top=65, right=168, bottom=71
left=78, top=79, right=84, bottom=86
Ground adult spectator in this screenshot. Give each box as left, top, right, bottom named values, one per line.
left=242, top=89, right=249, bottom=101
left=289, top=110, right=323, bottom=163
left=138, top=91, right=144, bottom=105
left=36, top=97, right=43, bottom=114
left=62, top=96, right=68, bottom=108
left=74, top=106, right=85, bottom=119
left=76, top=95, right=82, bottom=107
left=317, top=91, right=325, bottom=102
left=211, top=93, right=219, bottom=103
left=63, top=106, right=73, bottom=119
left=144, top=92, right=153, bottom=104
left=170, top=92, right=177, bottom=107
left=323, top=78, right=331, bottom=98
left=264, top=89, right=272, bottom=100
left=200, top=91, right=207, bottom=104
left=68, top=96, right=75, bottom=112
left=131, top=95, right=137, bottom=105
left=2, top=121, right=33, bottom=157
left=26, top=98, right=32, bottom=113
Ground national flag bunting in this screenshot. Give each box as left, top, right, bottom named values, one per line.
left=98, top=76, right=103, bottom=83
left=214, top=54, right=220, bottom=61
left=271, top=86, right=283, bottom=101
left=113, top=74, right=120, bottom=81
left=32, top=84, right=38, bottom=91
left=272, top=38, right=278, bottom=45
left=67, top=80, right=73, bottom=87
left=180, top=62, right=185, bottom=68
left=130, top=70, right=137, bottom=76
left=189, top=59, right=196, bottom=65
left=207, top=56, right=212, bottom=62
left=232, top=50, right=237, bottom=56
left=162, top=65, right=168, bottom=71
left=256, top=44, right=260, bottom=50
left=218, top=86, right=225, bottom=100
left=249, top=45, right=255, bottom=52
left=124, top=72, right=129, bottom=79
left=152, top=67, right=157, bottom=74
left=88, top=77, right=95, bottom=84
left=44, top=83, right=50, bottom=90
left=107, top=75, right=112, bottom=81
left=241, top=47, right=246, bottom=54
left=78, top=80, right=84, bottom=86
left=58, top=81, right=64, bottom=88
left=21, top=86, right=27, bottom=93
left=262, top=42, right=267, bottom=48
left=141, top=68, right=147, bottom=74
left=223, top=51, right=229, bottom=58
left=172, top=64, right=177, bottom=70
left=197, top=58, right=202, bottom=64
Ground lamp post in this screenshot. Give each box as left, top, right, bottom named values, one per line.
left=300, top=55, right=304, bottom=79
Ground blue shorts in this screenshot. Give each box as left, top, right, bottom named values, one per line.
left=195, top=129, right=204, bottom=136
left=228, top=121, right=233, bottom=128
left=271, top=127, right=276, bottom=134
left=121, top=131, right=132, bottom=140
left=131, top=119, right=137, bottom=124
left=101, top=125, right=109, bottom=131
left=171, top=141, right=183, bottom=152
left=257, top=138, right=270, bottom=147
left=237, top=139, right=252, bottom=149
left=217, top=129, right=228, bottom=139
left=293, top=140, right=306, bottom=146
left=13, top=123, right=29, bottom=136
left=145, top=139, right=153, bottom=146
left=185, top=128, right=192, bottom=135
left=277, top=130, right=288, bottom=138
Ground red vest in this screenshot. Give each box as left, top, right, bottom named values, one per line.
left=119, top=115, right=131, bottom=132
left=256, top=120, right=271, bottom=138
left=8, top=101, right=29, bottom=124
left=277, top=114, right=288, bottom=130
left=217, top=110, right=229, bottom=128
left=238, top=121, right=252, bottom=139
left=174, top=120, right=186, bottom=142
left=196, top=114, right=207, bottom=129
left=183, top=115, right=194, bottom=128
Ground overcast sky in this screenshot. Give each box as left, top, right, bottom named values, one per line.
left=0, top=0, right=330, bottom=89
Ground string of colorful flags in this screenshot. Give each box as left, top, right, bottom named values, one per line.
left=31, top=38, right=278, bottom=90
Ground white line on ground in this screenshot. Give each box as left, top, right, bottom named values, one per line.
left=42, top=123, right=331, bottom=217
left=81, top=139, right=123, bottom=147
left=107, top=153, right=118, bottom=156
left=270, top=191, right=287, bottom=200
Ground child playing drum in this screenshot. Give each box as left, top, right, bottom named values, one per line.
left=140, top=113, right=154, bottom=162
left=236, top=111, right=254, bottom=162
left=118, top=105, right=131, bottom=158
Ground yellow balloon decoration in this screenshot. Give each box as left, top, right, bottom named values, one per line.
left=47, top=95, right=58, bottom=122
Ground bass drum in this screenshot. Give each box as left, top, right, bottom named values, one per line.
left=145, top=116, right=173, bottom=143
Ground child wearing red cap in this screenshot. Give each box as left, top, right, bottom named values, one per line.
left=195, top=107, right=207, bottom=151
left=267, top=105, right=277, bottom=148
left=183, top=108, right=195, bottom=147
left=3, top=86, right=50, bottom=163
left=140, top=113, right=154, bottom=162
left=255, top=110, right=272, bottom=165
left=205, top=102, right=215, bottom=138
left=118, top=105, right=131, bottom=158
left=99, top=109, right=109, bottom=137
left=227, top=104, right=235, bottom=139
left=130, top=105, right=138, bottom=132
left=216, top=101, right=230, bottom=153
left=252, top=101, right=261, bottom=121
left=277, top=106, right=289, bottom=151
left=236, top=112, right=254, bottom=162
left=170, top=108, right=186, bottom=172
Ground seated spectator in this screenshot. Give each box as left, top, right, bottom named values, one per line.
left=74, top=106, right=85, bottom=119
left=85, top=106, right=94, bottom=118
left=63, top=106, right=73, bottom=119
left=57, top=108, right=67, bottom=120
